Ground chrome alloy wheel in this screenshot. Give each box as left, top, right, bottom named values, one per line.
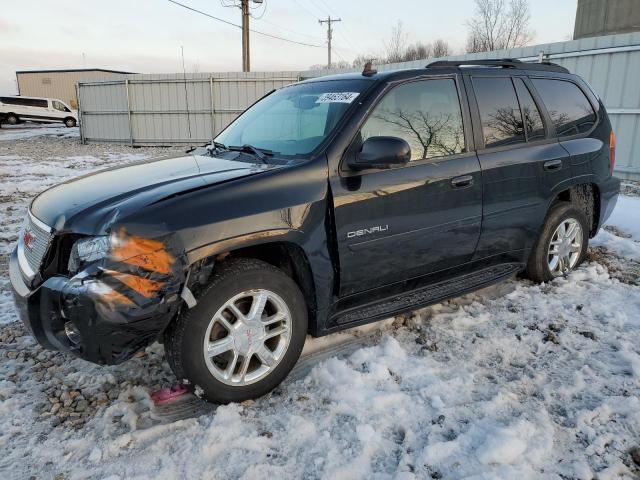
left=547, top=217, right=583, bottom=277
left=202, top=289, right=292, bottom=386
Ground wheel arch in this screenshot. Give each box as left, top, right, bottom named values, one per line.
left=548, top=182, right=600, bottom=238
left=186, top=239, right=319, bottom=335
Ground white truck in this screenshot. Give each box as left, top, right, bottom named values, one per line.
left=0, top=95, right=78, bottom=127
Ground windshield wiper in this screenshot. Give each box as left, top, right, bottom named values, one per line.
left=228, top=144, right=274, bottom=162
left=205, top=141, right=229, bottom=155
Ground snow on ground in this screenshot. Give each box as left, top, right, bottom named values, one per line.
left=0, top=123, right=80, bottom=141
left=0, top=128, right=639, bottom=479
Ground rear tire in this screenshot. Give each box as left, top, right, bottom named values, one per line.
left=64, top=117, right=76, bottom=128
left=525, top=202, right=589, bottom=283
left=164, top=258, right=307, bottom=404
left=6, top=114, right=18, bottom=125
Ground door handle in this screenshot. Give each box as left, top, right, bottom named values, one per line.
left=451, top=175, right=473, bottom=188
left=543, top=159, right=562, bottom=171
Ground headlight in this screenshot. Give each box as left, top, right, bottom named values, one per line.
left=68, top=236, right=111, bottom=273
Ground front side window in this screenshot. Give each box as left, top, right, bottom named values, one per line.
left=531, top=78, right=596, bottom=137
left=52, top=100, right=69, bottom=112
left=215, top=79, right=372, bottom=157
left=473, top=77, right=525, bottom=148
left=361, top=79, right=465, bottom=161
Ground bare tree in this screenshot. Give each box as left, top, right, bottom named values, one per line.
left=346, top=24, right=453, bottom=69
left=384, top=21, right=410, bottom=63
left=432, top=39, right=450, bottom=58
left=404, top=42, right=433, bottom=62
left=466, top=0, right=534, bottom=53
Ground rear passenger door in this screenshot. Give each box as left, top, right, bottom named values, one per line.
left=529, top=78, right=600, bottom=180
left=466, top=74, right=570, bottom=261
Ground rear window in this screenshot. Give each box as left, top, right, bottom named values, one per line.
left=472, top=77, right=525, bottom=148
left=531, top=78, right=596, bottom=137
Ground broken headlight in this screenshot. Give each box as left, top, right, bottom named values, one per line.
left=68, top=236, right=111, bottom=273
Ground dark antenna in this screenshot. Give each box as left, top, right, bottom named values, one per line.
left=181, top=46, right=193, bottom=147
left=362, top=61, right=377, bottom=77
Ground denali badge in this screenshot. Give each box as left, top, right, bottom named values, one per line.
left=23, top=228, right=36, bottom=251
left=347, top=225, right=389, bottom=239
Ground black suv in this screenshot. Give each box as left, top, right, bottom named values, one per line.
left=11, top=59, right=619, bottom=403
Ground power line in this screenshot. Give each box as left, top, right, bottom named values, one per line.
left=168, top=0, right=323, bottom=48
left=292, top=0, right=320, bottom=20
left=257, top=16, right=324, bottom=42
left=310, top=0, right=331, bottom=16
left=250, top=0, right=267, bottom=19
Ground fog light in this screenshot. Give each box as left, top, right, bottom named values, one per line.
left=64, top=321, right=81, bottom=345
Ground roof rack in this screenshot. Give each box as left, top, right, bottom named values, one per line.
left=426, top=58, right=569, bottom=74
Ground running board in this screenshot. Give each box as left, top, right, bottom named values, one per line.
left=331, top=263, right=522, bottom=328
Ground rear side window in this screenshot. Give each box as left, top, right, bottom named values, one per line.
left=472, top=77, right=525, bottom=148
left=531, top=78, right=596, bottom=137
left=361, top=78, right=465, bottom=161
left=513, top=78, right=545, bottom=142
left=0, top=97, right=47, bottom=107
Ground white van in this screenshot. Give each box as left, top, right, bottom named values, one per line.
left=0, top=96, right=78, bottom=127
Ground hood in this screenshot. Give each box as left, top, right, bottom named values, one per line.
left=31, top=153, right=275, bottom=233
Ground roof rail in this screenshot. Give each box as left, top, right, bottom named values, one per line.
left=426, top=58, right=569, bottom=74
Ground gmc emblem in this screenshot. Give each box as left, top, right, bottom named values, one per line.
left=23, top=228, right=36, bottom=251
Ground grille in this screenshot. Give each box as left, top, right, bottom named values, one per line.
left=18, top=212, right=53, bottom=278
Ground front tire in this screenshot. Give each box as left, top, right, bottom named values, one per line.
left=164, top=258, right=307, bottom=404
left=64, top=117, right=76, bottom=128
left=525, top=202, right=589, bottom=282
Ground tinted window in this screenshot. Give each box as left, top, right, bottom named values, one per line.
left=531, top=78, right=596, bottom=137
left=0, top=97, right=46, bottom=107
left=513, top=78, right=545, bottom=141
left=32, top=99, right=48, bottom=108
left=361, top=79, right=465, bottom=161
left=0, top=97, right=22, bottom=105
left=473, top=77, right=525, bottom=148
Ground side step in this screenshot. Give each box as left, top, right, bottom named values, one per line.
left=331, top=263, right=521, bottom=328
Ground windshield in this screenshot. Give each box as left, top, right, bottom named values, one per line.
left=214, top=79, right=372, bottom=157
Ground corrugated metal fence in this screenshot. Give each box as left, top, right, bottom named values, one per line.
left=78, top=32, right=640, bottom=179
left=77, top=72, right=300, bottom=146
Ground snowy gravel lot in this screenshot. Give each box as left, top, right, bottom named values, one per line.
left=0, top=125, right=639, bottom=479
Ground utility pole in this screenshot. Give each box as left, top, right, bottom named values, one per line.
left=241, top=0, right=250, bottom=71
left=318, top=16, right=341, bottom=69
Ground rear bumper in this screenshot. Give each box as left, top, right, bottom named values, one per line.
left=597, top=175, right=621, bottom=230
left=9, top=248, right=179, bottom=365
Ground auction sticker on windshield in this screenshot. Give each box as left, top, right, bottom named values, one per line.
left=315, top=92, right=360, bottom=103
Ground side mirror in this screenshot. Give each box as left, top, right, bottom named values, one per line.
left=349, top=136, right=411, bottom=170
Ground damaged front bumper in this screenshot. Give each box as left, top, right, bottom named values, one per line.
left=9, top=228, right=186, bottom=365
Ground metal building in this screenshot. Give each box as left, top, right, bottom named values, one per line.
left=574, top=0, right=640, bottom=39
left=16, top=69, right=133, bottom=108
left=77, top=71, right=300, bottom=146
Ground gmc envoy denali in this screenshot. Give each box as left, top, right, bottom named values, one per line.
left=11, top=59, right=619, bottom=403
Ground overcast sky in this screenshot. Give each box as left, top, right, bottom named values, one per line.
left=1, top=0, right=578, bottom=94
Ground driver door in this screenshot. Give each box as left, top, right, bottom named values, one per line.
left=330, top=77, right=483, bottom=296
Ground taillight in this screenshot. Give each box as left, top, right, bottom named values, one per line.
left=609, top=130, right=616, bottom=173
